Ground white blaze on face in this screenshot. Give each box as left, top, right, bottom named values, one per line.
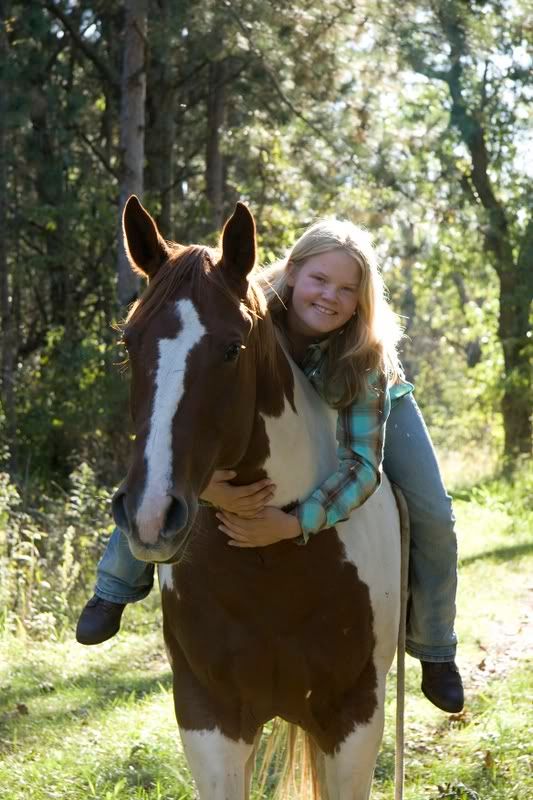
left=136, top=299, right=206, bottom=544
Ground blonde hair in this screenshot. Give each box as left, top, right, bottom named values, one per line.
left=259, top=219, right=404, bottom=409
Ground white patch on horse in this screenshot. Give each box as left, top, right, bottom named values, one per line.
left=336, top=477, right=401, bottom=668
left=260, top=344, right=337, bottom=507
left=158, top=563, right=175, bottom=592
left=323, top=672, right=387, bottom=800
left=179, top=728, right=255, bottom=799
left=136, top=299, right=206, bottom=544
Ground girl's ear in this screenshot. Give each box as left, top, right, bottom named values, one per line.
left=286, top=260, right=297, bottom=287
left=122, top=195, right=170, bottom=280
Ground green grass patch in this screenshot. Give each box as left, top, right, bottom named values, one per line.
left=1, top=473, right=531, bottom=799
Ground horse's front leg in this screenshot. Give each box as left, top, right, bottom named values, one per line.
left=320, top=673, right=388, bottom=800
left=179, top=726, right=261, bottom=800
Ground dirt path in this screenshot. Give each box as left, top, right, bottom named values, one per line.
left=462, top=585, right=533, bottom=701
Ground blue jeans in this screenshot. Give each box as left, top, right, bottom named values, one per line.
left=383, top=394, right=457, bottom=661
left=95, top=393, right=457, bottom=661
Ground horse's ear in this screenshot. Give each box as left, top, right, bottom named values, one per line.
left=122, top=195, right=169, bottom=280
left=220, top=202, right=256, bottom=287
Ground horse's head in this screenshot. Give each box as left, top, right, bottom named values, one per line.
left=113, top=196, right=278, bottom=562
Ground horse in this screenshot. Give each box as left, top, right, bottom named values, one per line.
left=112, top=195, right=402, bottom=800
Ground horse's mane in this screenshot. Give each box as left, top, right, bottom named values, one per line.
left=123, top=243, right=278, bottom=372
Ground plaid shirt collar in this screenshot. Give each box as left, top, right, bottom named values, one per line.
left=275, top=323, right=331, bottom=366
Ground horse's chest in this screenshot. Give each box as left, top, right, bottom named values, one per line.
left=161, top=529, right=377, bottom=726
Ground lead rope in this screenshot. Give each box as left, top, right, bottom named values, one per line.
left=392, top=484, right=410, bottom=800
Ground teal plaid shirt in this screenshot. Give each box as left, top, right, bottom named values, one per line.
left=296, top=341, right=413, bottom=542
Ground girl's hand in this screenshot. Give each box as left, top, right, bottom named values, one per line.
left=216, top=507, right=302, bottom=547
left=200, top=470, right=276, bottom=519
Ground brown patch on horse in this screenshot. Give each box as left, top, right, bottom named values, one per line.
left=162, top=510, right=377, bottom=753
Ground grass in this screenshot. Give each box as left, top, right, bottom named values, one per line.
left=1, top=472, right=531, bottom=799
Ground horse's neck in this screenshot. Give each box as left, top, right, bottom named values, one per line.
left=257, top=338, right=338, bottom=508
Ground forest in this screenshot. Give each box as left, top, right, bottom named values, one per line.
left=0, top=2, right=531, bottom=799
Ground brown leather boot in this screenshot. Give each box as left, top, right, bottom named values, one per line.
left=421, top=661, right=464, bottom=713
left=76, top=595, right=126, bottom=645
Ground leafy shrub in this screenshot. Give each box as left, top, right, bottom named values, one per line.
left=0, top=462, right=114, bottom=637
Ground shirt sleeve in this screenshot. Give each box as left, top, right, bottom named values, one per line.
left=295, top=370, right=390, bottom=542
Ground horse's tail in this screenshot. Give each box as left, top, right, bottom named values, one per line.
left=256, top=718, right=326, bottom=799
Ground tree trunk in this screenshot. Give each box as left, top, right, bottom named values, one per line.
left=145, top=0, right=175, bottom=234
left=205, top=59, right=226, bottom=232
left=117, top=0, right=147, bottom=307
left=446, top=79, right=531, bottom=456
left=0, top=0, right=17, bottom=464
left=499, top=220, right=533, bottom=456
left=31, top=84, right=70, bottom=330
left=407, top=5, right=533, bottom=457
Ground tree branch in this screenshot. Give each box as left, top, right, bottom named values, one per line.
left=223, top=4, right=349, bottom=158
left=69, top=125, right=119, bottom=179
left=44, top=1, right=120, bottom=93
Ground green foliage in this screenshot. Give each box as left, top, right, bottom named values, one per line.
left=13, top=326, right=130, bottom=482
left=0, top=0, right=530, bottom=598
left=432, top=784, right=479, bottom=800
left=0, top=461, right=114, bottom=637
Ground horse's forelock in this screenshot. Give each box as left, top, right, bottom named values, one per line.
left=124, top=245, right=217, bottom=331
left=121, top=244, right=278, bottom=375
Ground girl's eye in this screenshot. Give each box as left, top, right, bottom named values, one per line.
left=341, top=286, right=356, bottom=293
left=313, top=275, right=325, bottom=283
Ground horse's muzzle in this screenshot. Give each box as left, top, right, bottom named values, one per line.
left=111, top=487, right=197, bottom=562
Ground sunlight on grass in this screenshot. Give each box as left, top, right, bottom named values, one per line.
left=1, top=474, right=531, bottom=799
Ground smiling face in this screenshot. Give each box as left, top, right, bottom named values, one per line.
left=286, top=249, right=361, bottom=340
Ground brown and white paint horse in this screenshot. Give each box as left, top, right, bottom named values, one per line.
left=113, top=196, right=401, bottom=799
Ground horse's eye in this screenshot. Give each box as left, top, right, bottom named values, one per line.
left=224, top=342, right=244, bottom=362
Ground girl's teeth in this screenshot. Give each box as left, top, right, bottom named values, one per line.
left=314, top=305, right=335, bottom=315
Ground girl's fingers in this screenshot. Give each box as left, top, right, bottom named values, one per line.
left=235, top=496, right=274, bottom=514
left=217, top=510, right=248, bottom=525
left=231, top=479, right=276, bottom=499
left=233, top=510, right=264, bottom=520
left=218, top=525, right=250, bottom=542
left=216, top=512, right=250, bottom=531
left=252, top=487, right=277, bottom=503
left=228, top=541, right=257, bottom=548
left=213, top=469, right=237, bottom=482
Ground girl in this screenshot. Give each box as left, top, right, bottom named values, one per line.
left=76, top=219, right=463, bottom=713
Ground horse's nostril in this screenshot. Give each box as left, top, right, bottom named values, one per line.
left=112, top=491, right=130, bottom=532
left=163, top=496, right=188, bottom=536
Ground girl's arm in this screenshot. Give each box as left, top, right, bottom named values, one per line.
left=216, top=371, right=390, bottom=548
left=295, top=370, right=390, bottom=542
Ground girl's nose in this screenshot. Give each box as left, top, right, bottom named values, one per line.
left=321, top=286, right=337, bottom=302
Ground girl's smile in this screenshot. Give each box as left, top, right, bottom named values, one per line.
left=286, top=249, right=361, bottom=340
